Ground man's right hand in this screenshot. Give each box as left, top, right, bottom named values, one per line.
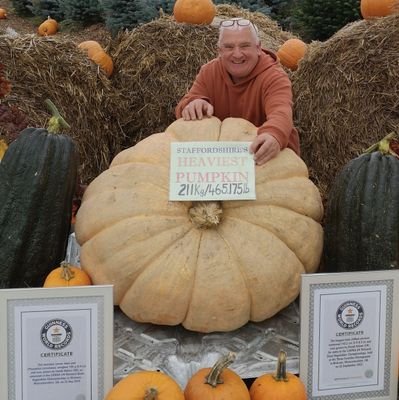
left=181, top=99, right=214, bottom=120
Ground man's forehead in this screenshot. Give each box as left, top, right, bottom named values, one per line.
left=219, top=26, right=257, bottom=43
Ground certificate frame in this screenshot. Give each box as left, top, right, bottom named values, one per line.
left=300, top=270, right=399, bottom=400
left=0, top=285, right=114, bottom=400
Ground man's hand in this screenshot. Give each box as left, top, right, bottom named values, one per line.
left=181, top=99, right=214, bottom=120
left=250, top=133, right=280, bottom=165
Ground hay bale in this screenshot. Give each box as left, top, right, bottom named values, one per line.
left=292, top=14, right=399, bottom=198
left=0, top=34, right=125, bottom=183
left=111, top=8, right=294, bottom=147
left=111, top=16, right=218, bottom=146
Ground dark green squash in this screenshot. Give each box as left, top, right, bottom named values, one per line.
left=0, top=100, right=78, bottom=288
left=323, top=133, right=399, bottom=273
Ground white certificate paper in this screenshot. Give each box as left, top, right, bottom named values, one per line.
left=300, top=271, right=399, bottom=400
left=0, top=286, right=113, bottom=400
left=169, top=141, right=256, bottom=201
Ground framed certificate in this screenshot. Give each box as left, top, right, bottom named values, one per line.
left=300, top=270, right=399, bottom=400
left=0, top=285, right=114, bottom=400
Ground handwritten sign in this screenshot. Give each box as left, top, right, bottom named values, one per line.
left=169, top=141, right=256, bottom=201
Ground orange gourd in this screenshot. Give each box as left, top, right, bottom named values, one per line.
left=250, top=350, right=307, bottom=400
left=78, top=40, right=113, bottom=78
left=105, top=370, right=185, bottom=400
left=0, top=8, right=7, bottom=19
left=360, top=0, right=396, bottom=19
left=173, top=0, right=216, bottom=25
left=38, top=16, right=58, bottom=36
left=43, top=262, right=92, bottom=287
left=277, top=38, right=307, bottom=71
left=185, top=352, right=250, bottom=400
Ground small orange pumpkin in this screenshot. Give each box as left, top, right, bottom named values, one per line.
left=277, top=38, right=307, bottom=71
left=38, top=16, right=58, bottom=36
left=360, top=0, right=396, bottom=19
left=173, top=0, right=216, bottom=25
left=78, top=40, right=114, bottom=78
left=250, top=350, right=307, bottom=400
left=184, top=352, right=250, bottom=400
left=105, top=370, right=185, bottom=400
left=43, top=262, right=92, bottom=287
left=0, top=139, right=8, bottom=161
left=0, top=8, right=7, bottom=19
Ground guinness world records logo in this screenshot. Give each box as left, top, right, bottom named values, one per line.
left=336, top=300, right=364, bottom=329
left=40, top=319, right=73, bottom=349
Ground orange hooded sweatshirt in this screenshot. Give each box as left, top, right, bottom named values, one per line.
left=175, top=49, right=299, bottom=155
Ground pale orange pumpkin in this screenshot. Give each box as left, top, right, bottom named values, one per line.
left=78, top=40, right=113, bottom=77
left=38, top=16, right=58, bottom=36
left=250, top=350, right=307, bottom=400
left=0, top=8, right=7, bottom=19
left=277, top=38, right=307, bottom=71
left=75, top=117, right=324, bottom=333
left=360, top=0, right=396, bottom=19
left=43, top=262, right=92, bottom=287
left=173, top=0, right=216, bottom=25
left=105, top=370, right=185, bottom=400
left=185, top=352, right=250, bottom=400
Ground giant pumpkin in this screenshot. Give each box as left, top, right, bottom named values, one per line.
left=75, top=117, right=323, bottom=332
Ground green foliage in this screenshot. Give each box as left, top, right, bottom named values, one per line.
left=101, top=0, right=159, bottom=37
left=290, top=0, right=361, bottom=41
left=155, top=0, right=175, bottom=15
left=266, top=0, right=295, bottom=31
left=27, top=0, right=64, bottom=20
left=11, top=0, right=34, bottom=16
left=59, top=0, right=103, bottom=25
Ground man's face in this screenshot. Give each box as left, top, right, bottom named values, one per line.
left=218, top=26, right=261, bottom=84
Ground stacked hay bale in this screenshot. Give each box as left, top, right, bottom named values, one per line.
left=292, top=14, right=399, bottom=199
left=110, top=16, right=218, bottom=146
left=0, top=34, right=125, bottom=184
left=111, top=4, right=294, bottom=147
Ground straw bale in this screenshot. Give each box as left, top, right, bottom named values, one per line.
left=0, top=34, right=125, bottom=183
left=292, top=14, right=399, bottom=199
left=111, top=8, right=293, bottom=147
left=110, top=16, right=218, bottom=146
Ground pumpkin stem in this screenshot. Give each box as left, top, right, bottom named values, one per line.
left=44, top=98, right=71, bottom=133
left=273, top=350, right=289, bottom=382
left=188, top=201, right=223, bottom=229
left=205, top=352, right=236, bottom=387
left=364, top=132, right=398, bottom=157
left=144, top=387, right=158, bottom=400
left=60, top=261, right=75, bottom=281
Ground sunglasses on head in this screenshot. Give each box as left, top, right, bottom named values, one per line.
left=219, top=19, right=258, bottom=32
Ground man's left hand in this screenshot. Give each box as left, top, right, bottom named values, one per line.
left=249, top=133, right=280, bottom=165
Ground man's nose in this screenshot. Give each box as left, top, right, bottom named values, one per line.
left=232, top=46, right=243, bottom=57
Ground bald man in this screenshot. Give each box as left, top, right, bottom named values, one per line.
left=175, top=18, right=299, bottom=165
